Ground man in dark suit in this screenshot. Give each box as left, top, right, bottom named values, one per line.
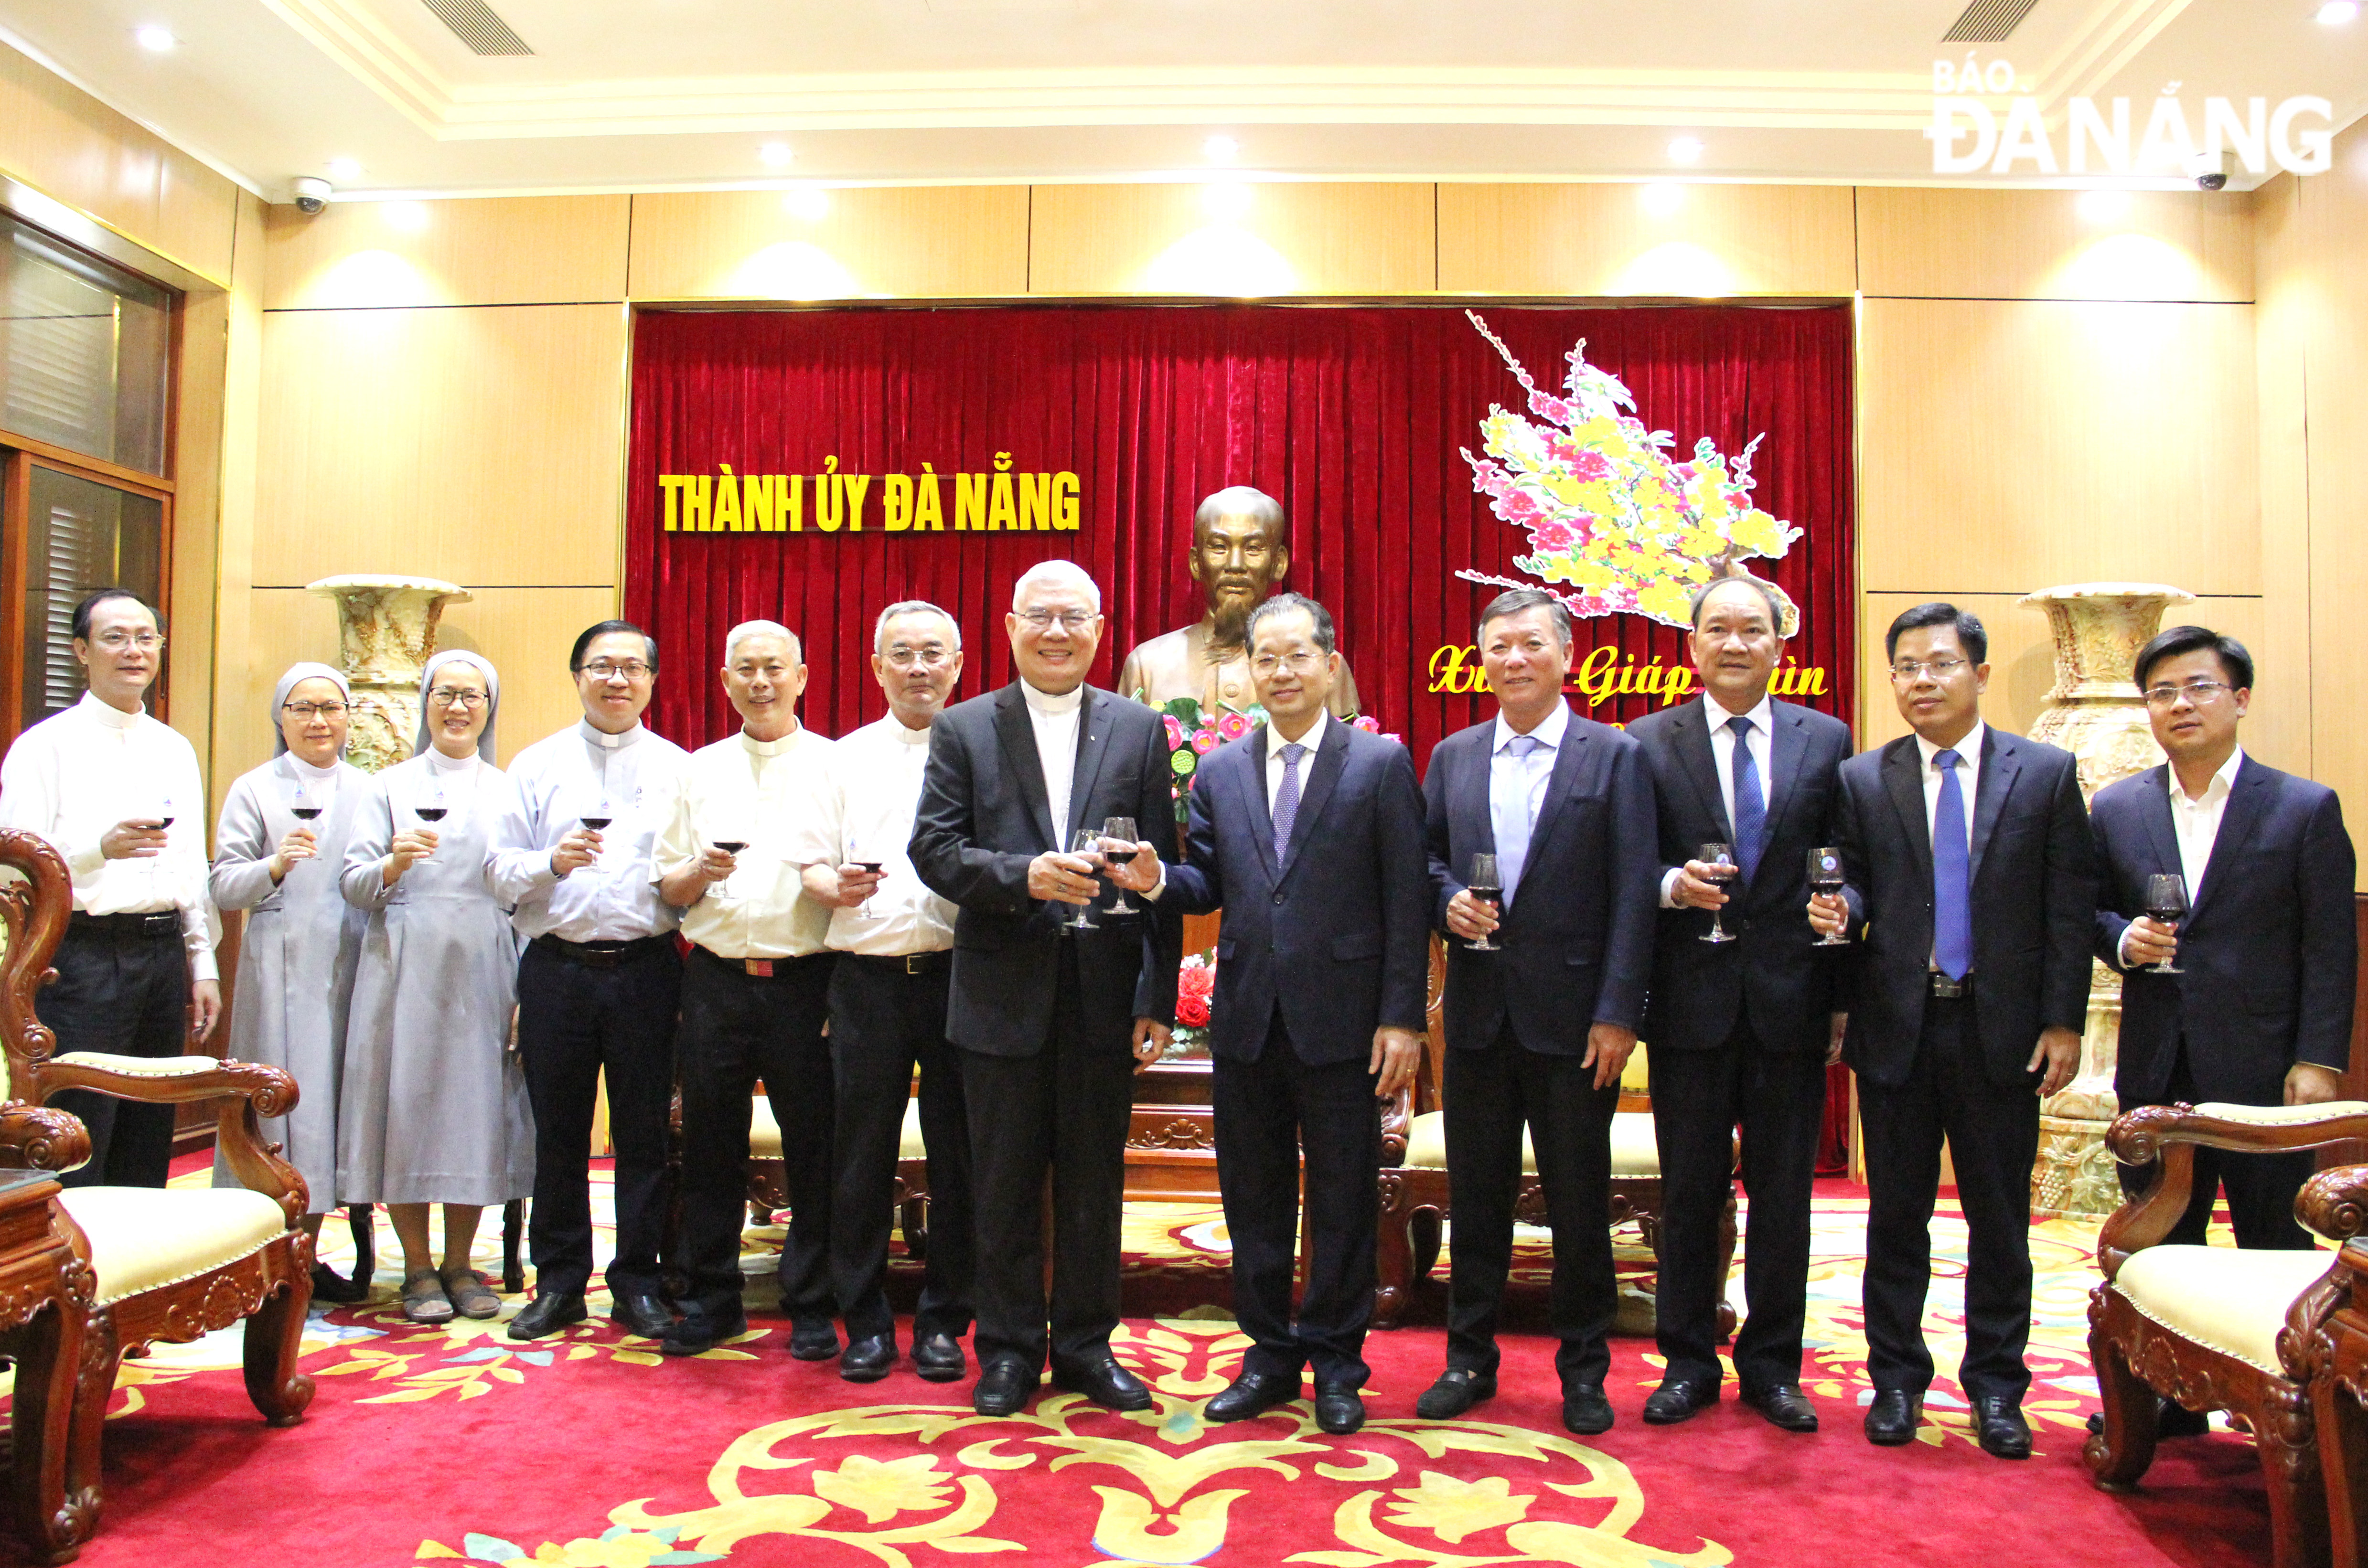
left=910, top=560, right=1182, bottom=1418
left=1627, top=576, right=1852, bottom=1435
left=1415, top=587, right=1659, bottom=1437
left=1163, top=593, right=1428, bottom=1436
left=1813, top=602, right=2096, bottom=1460
left=2095, top=625, right=2355, bottom=1248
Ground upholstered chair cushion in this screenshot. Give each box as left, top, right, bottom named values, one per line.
left=1402, top=1109, right=1660, bottom=1177
left=2111, top=1244, right=2336, bottom=1374
left=58, top=1187, right=288, bottom=1308
left=2192, top=1100, right=2368, bottom=1127
left=748, top=1096, right=924, bottom=1161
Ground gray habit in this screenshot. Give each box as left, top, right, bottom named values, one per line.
left=210, top=754, right=369, bottom=1213
left=336, top=753, right=534, bottom=1205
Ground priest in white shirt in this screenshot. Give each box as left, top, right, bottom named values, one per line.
left=792, top=600, right=975, bottom=1387
left=0, top=588, right=219, bottom=1187
left=653, top=620, right=840, bottom=1359
left=493, top=621, right=690, bottom=1343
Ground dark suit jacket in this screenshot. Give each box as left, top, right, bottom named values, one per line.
left=1422, top=709, right=1658, bottom=1053
left=1628, top=697, right=1854, bottom=1056
left=1833, top=725, right=2098, bottom=1089
left=1164, top=718, right=1429, bottom=1066
left=909, top=680, right=1182, bottom=1057
left=2092, top=755, right=2356, bottom=1105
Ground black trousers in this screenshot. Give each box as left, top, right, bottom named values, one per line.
left=1650, top=1018, right=1829, bottom=1391
left=49, top=925, right=188, bottom=1189
left=960, top=944, right=1132, bottom=1371
left=2118, top=1039, right=2316, bottom=1250
left=1443, top=1024, right=1620, bottom=1388
left=1859, top=994, right=2041, bottom=1404
left=829, top=956, right=975, bottom=1342
left=1212, top=1014, right=1382, bottom=1388
left=515, top=939, right=682, bottom=1299
left=675, top=947, right=836, bottom=1319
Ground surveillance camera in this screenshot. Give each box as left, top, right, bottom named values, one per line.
left=2191, top=151, right=2234, bottom=192
left=291, top=176, right=332, bottom=215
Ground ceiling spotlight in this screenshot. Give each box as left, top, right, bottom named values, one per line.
left=134, top=24, right=176, bottom=51
left=2318, top=1, right=2358, bottom=23
left=1204, top=135, right=1239, bottom=163
left=383, top=202, right=430, bottom=234
left=326, top=158, right=362, bottom=181
left=783, top=187, right=831, bottom=222
left=2076, top=188, right=2133, bottom=223
left=1202, top=181, right=1254, bottom=222
left=1669, top=137, right=1704, bottom=165
left=1639, top=182, right=1686, bottom=218
left=759, top=142, right=794, bottom=169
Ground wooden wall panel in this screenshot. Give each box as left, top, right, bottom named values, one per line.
left=1859, top=187, right=2252, bottom=303
left=1028, top=182, right=1434, bottom=297
left=266, top=195, right=631, bottom=310
left=207, top=191, right=268, bottom=825
left=255, top=303, right=628, bottom=587
left=1438, top=182, right=1855, bottom=298
left=2300, top=124, right=2368, bottom=885
left=2252, top=171, right=2317, bottom=784
left=1859, top=298, right=2258, bottom=597
left=627, top=187, right=1028, bottom=301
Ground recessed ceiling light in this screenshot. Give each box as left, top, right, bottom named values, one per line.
left=2318, top=1, right=2358, bottom=23
left=1669, top=137, right=1704, bottom=165
left=783, top=187, right=831, bottom=221
left=759, top=142, right=794, bottom=169
left=1204, top=135, right=1239, bottom=163
left=2077, top=188, right=2133, bottom=223
left=134, top=24, right=176, bottom=51
left=327, top=158, right=362, bottom=181
left=1639, top=182, right=1686, bottom=218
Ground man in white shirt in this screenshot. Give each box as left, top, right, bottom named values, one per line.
left=792, top=600, right=974, bottom=1386
left=0, top=588, right=219, bottom=1187
left=493, top=621, right=689, bottom=1343
left=652, top=620, right=838, bottom=1358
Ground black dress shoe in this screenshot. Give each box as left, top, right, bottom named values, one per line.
left=1415, top=1367, right=1497, bottom=1420
left=1642, top=1377, right=1719, bottom=1425
left=1743, top=1384, right=1820, bottom=1433
left=974, top=1355, right=1040, bottom=1416
left=1973, top=1395, right=2031, bottom=1460
left=1562, top=1384, right=1614, bottom=1436
left=1315, top=1384, right=1365, bottom=1435
left=912, top=1333, right=967, bottom=1384
left=1864, top=1388, right=1921, bottom=1445
left=1053, top=1353, right=1155, bottom=1411
left=841, top=1333, right=896, bottom=1383
left=1205, top=1371, right=1301, bottom=1423
left=608, top=1290, right=675, bottom=1339
left=507, top=1290, right=588, bottom=1342
left=789, top=1319, right=840, bottom=1361
left=661, top=1303, right=748, bottom=1358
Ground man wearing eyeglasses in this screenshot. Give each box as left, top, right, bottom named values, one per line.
left=0, top=587, right=219, bottom=1187
left=2093, top=628, right=2355, bottom=1257
left=1811, top=603, right=2096, bottom=1459
left=491, top=620, right=689, bottom=1341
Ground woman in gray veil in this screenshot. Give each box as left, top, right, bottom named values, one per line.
left=339, top=650, right=534, bottom=1324
left=211, top=661, right=371, bottom=1301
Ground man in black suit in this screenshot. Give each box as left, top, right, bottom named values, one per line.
left=2095, top=625, right=2355, bottom=1248
left=910, top=560, right=1182, bottom=1418
left=1627, top=576, right=1852, bottom=1435
left=1164, top=593, right=1428, bottom=1436
left=1812, top=602, right=2096, bottom=1460
left=1415, top=587, right=1659, bottom=1437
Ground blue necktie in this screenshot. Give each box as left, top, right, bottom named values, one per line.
left=1932, top=748, right=1973, bottom=980
left=1493, top=734, right=1545, bottom=902
left=1728, top=715, right=1765, bottom=884
left=1273, top=742, right=1307, bottom=863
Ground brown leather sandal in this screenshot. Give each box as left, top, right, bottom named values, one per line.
left=401, top=1267, right=455, bottom=1323
left=440, top=1267, right=502, bottom=1320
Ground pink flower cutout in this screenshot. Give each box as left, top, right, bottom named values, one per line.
left=1191, top=728, right=1221, bottom=754
left=1217, top=712, right=1251, bottom=741
left=1163, top=715, right=1185, bottom=748
left=1530, top=521, right=1575, bottom=550
left=1569, top=450, right=1613, bottom=481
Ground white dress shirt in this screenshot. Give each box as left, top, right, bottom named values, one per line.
left=0, top=691, right=217, bottom=980
left=790, top=715, right=959, bottom=956
left=1021, top=679, right=1084, bottom=841
left=653, top=724, right=834, bottom=960
left=2119, top=746, right=2244, bottom=964
left=1914, top=719, right=1986, bottom=856
left=1489, top=699, right=1568, bottom=901
left=490, top=719, right=688, bottom=943
left=1660, top=692, right=1775, bottom=907
left=1264, top=708, right=1330, bottom=816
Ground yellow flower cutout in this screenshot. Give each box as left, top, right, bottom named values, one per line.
left=1382, top=1471, right=1534, bottom=1545
left=812, top=1452, right=957, bottom=1525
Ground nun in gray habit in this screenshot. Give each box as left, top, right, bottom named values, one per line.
left=210, top=663, right=369, bottom=1258
left=339, top=649, right=534, bottom=1324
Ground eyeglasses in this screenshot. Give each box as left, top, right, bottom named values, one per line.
left=1889, top=657, right=1969, bottom=683
left=580, top=661, right=652, bottom=681
left=92, top=631, right=163, bottom=652
left=1250, top=650, right=1325, bottom=676
left=883, top=644, right=954, bottom=670
left=428, top=687, right=489, bottom=709
left=1016, top=609, right=1096, bottom=631
left=282, top=701, right=348, bottom=719
left=2143, top=679, right=2233, bottom=708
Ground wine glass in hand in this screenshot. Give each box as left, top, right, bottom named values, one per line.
left=1103, top=816, right=1140, bottom=914
left=1697, top=843, right=1738, bottom=944
left=1808, top=846, right=1850, bottom=947
left=1466, top=853, right=1503, bottom=951
left=2144, top=873, right=2189, bottom=974
left=845, top=834, right=886, bottom=919
left=579, top=791, right=614, bottom=868
left=1068, top=827, right=1106, bottom=930
left=708, top=823, right=751, bottom=904
left=288, top=777, right=321, bottom=823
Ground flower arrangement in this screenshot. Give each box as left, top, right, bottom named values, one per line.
left=1171, top=949, right=1216, bottom=1053
left=1146, top=695, right=1401, bottom=822
left=1456, top=309, right=1802, bottom=634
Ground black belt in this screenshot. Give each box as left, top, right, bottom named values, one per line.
left=1928, top=972, right=1973, bottom=1000
left=842, top=950, right=950, bottom=975
left=694, top=944, right=830, bottom=980
left=532, top=933, right=676, bottom=970
left=68, top=910, right=181, bottom=940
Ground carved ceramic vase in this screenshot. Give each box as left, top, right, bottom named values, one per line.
left=307, top=575, right=473, bottom=775
left=2020, top=581, right=2196, bottom=1219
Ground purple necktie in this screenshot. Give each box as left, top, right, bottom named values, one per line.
left=1273, top=742, right=1307, bottom=862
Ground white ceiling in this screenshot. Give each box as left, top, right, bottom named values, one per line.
left=4, top=0, right=2364, bottom=199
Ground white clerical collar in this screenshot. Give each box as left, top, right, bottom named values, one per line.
left=1916, top=720, right=1986, bottom=769
left=425, top=747, right=479, bottom=774
left=1493, top=700, right=1570, bottom=754
left=2173, top=746, right=2245, bottom=807
left=580, top=719, right=642, bottom=750
left=77, top=690, right=144, bottom=731
left=1021, top=680, right=1085, bottom=716
left=891, top=717, right=932, bottom=746
left=288, top=754, right=342, bottom=782
left=741, top=723, right=801, bottom=758
left=1705, top=691, right=1775, bottom=735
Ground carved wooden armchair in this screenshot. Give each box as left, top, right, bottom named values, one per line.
left=2306, top=1200, right=2368, bottom=1568
left=2085, top=1100, right=2368, bottom=1568
left=749, top=1091, right=932, bottom=1253
left=1372, top=936, right=1734, bottom=1332
left=0, top=828, right=314, bottom=1565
